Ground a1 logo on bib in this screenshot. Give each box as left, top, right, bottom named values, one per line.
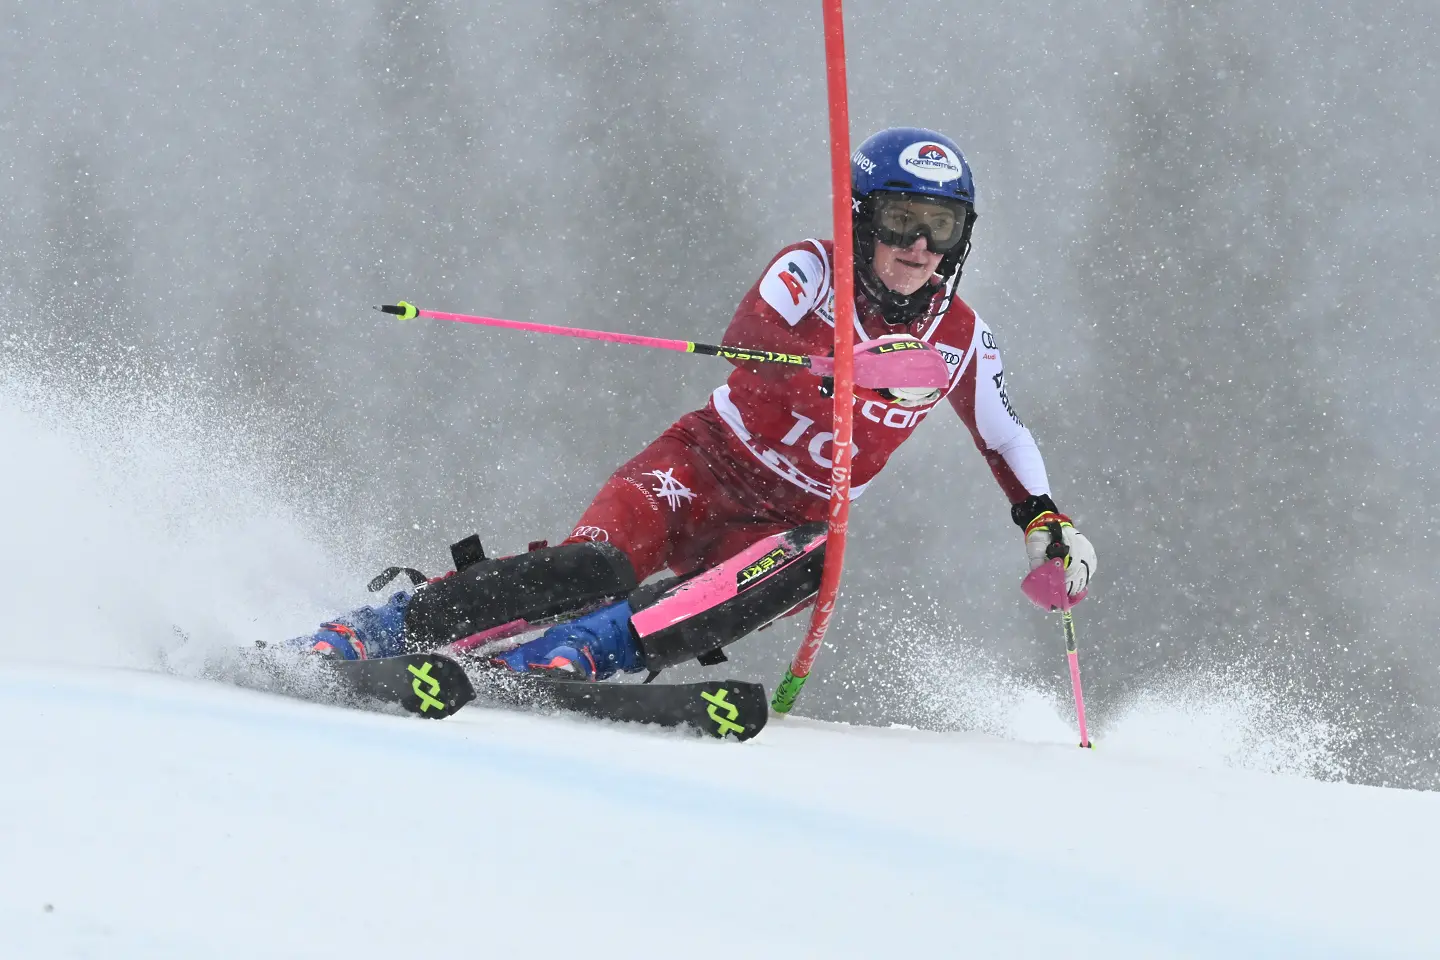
left=899, top=141, right=965, bottom=183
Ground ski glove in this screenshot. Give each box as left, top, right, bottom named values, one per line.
left=818, top=335, right=944, bottom=407
left=872, top=335, right=943, bottom=407
left=1023, top=510, right=1097, bottom=601
left=879, top=384, right=942, bottom=407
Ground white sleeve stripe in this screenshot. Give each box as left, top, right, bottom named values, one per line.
left=992, top=429, right=1051, bottom=495
left=806, top=239, right=831, bottom=291
left=969, top=316, right=1050, bottom=494
left=949, top=345, right=976, bottom=389
left=920, top=273, right=959, bottom=344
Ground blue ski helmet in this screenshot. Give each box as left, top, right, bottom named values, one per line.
left=851, top=127, right=977, bottom=322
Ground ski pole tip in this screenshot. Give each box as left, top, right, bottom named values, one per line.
left=377, top=302, right=419, bottom=320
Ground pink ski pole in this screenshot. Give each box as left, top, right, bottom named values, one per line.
left=375, top=302, right=948, bottom=390
left=1058, top=606, right=1091, bottom=748
left=1020, top=523, right=1093, bottom=748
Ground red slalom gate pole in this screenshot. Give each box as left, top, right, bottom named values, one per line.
left=771, top=0, right=854, bottom=715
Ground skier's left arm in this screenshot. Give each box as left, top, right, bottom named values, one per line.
left=950, top=319, right=1097, bottom=600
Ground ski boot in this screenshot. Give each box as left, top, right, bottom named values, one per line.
left=288, top=591, right=412, bottom=661
left=490, top=600, right=645, bottom=681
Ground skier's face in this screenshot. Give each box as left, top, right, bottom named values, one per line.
left=871, top=234, right=944, bottom=296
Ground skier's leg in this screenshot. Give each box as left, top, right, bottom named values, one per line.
left=295, top=590, right=412, bottom=661
left=489, top=597, right=644, bottom=678
left=630, top=521, right=827, bottom=670
left=492, top=522, right=827, bottom=679
left=290, top=428, right=707, bottom=661
left=287, top=539, right=638, bottom=659
left=400, top=540, right=638, bottom=651
left=486, top=435, right=710, bottom=678
left=556, top=431, right=721, bottom=580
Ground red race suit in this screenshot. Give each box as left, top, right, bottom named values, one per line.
left=563, top=239, right=1051, bottom=580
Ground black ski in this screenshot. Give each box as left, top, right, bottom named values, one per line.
left=323, top=652, right=476, bottom=719
left=324, top=653, right=768, bottom=741
left=481, top=670, right=769, bottom=742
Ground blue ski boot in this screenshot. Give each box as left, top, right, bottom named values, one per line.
left=491, top=599, right=645, bottom=681
left=289, top=591, right=412, bottom=661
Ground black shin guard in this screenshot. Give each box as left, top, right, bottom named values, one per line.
left=629, top=523, right=827, bottom=671
left=402, top=541, right=638, bottom=652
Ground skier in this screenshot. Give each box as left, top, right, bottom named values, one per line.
left=295, top=126, right=1097, bottom=681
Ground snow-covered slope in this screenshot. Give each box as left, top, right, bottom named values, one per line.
left=1, top=378, right=1435, bottom=959
left=3, top=664, right=1435, bottom=959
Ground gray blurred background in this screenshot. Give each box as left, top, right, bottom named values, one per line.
left=2, top=0, right=1436, bottom=786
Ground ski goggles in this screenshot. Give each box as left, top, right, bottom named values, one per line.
left=869, top=193, right=971, bottom=253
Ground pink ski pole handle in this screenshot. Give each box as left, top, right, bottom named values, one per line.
left=1022, top=559, right=1086, bottom=611
left=376, top=303, right=949, bottom=389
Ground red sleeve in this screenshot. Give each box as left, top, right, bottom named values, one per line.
left=719, top=244, right=834, bottom=383
left=721, top=287, right=828, bottom=383
left=948, top=362, right=1032, bottom=504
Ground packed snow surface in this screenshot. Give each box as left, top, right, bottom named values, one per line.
left=1, top=375, right=1435, bottom=958
left=2, top=665, right=1435, bottom=959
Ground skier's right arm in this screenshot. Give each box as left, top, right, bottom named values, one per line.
left=950, top=316, right=1097, bottom=600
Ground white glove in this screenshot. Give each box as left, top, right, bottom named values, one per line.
left=872, top=334, right=943, bottom=408
left=1024, top=511, right=1097, bottom=600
